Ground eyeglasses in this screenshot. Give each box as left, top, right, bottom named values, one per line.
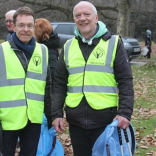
left=16, top=24, right=34, bottom=29
left=5, top=20, right=13, bottom=23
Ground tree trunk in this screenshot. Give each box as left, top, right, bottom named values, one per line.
left=117, top=0, right=130, bottom=36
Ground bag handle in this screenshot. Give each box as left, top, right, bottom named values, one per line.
left=47, top=136, right=56, bottom=156
left=0, top=121, right=3, bottom=155
left=123, top=129, right=132, bottom=156
left=117, top=127, right=134, bottom=156
left=117, top=127, right=124, bottom=156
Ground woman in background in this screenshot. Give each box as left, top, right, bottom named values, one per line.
left=34, top=18, right=60, bottom=78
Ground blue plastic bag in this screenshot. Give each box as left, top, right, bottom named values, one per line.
left=92, top=120, right=136, bottom=156
left=36, top=115, right=64, bottom=156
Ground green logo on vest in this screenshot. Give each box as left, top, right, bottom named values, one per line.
left=33, top=54, right=41, bottom=66
left=93, top=47, right=104, bottom=59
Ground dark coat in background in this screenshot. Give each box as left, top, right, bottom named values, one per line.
left=39, top=31, right=60, bottom=78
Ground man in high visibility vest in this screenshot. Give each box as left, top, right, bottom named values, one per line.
left=0, top=6, right=52, bottom=156
left=52, top=1, right=134, bottom=156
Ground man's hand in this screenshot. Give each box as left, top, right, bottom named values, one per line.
left=113, top=115, right=130, bottom=129
left=52, top=118, right=65, bottom=133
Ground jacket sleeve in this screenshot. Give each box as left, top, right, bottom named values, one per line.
left=114, top=39, right=134, bottom=121
left=48, top=49, right=59, bottom=79
left=51, top=49, right=68, bottom=121
left=44, top=65, right=53, bottom=127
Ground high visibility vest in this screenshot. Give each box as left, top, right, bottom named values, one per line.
left=64, top=35, right=119, bottom=110
left=0, top=41, right=48, bottom=130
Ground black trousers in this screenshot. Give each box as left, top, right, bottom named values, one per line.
left=147, top=47, right=151, bottom=58
left=69, top=124, right=106, bottom=156
left=2, top=120, right=41, bottom=156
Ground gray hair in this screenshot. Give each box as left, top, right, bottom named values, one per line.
left=73, top=1, right=97, bottom=17
left=5, top=10, right=16, bottom=17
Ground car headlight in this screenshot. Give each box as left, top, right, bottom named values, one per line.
left=123, top=42, right=131, bottom=47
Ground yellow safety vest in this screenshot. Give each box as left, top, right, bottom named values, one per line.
left=0, top=41, right=48, bottom=130
left=64, top=35, right=119, bottom=110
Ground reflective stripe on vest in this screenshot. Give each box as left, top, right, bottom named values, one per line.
left=0, top=42, right=48, bottom=130
left=64, top=36, right=118, bottom=109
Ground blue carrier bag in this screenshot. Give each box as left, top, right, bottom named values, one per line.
left=36, top=115, right=64, bottom=156
left=92, top=120, right=136, bottom=156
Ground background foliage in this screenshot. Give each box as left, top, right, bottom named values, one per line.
left=0, top=0, right=156, bottom=41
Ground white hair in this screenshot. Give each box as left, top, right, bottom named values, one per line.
left=5, top=10, right=16, bottom=17
left=73, top=1, right=97, bottom=17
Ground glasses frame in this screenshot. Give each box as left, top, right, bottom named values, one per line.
left=5, top=20, right=13, bottom=23
left=16, top=23, right=34, bottom=30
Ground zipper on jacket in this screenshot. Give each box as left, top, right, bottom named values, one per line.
left=21, top=51, right=29, bottom=65
left=85, top=102, right=88, bottom=129
left=20, top=51, right=29, bottom=108
left=82, top=63, right=88, bottom=129
left=21, top=51, right=29, bottom=121
left=82, top=44, right=89, bottom=129
left=12, top=48, right=29, bottom=118
left=12, top=48, right=29, bottom=65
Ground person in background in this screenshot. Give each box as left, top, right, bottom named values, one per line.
left=5, top=10, right=16, bottom=41
left=145, top=29, right=152, bottom=59
left=0, top=6, right=52, bottom=156
left=52, top=1, right=134, bottom=156
left=34, top=18, right=60, bottom=79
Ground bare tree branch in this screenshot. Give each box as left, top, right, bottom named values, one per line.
left=0, top=0, right=9, bottom=2
left=129, top=13, right=142, bottom=23
left=98, top=10, right=117, bottom=20
left=17, top=0, right=70, bottom=16
left=96, top=5, right=118, bottom=12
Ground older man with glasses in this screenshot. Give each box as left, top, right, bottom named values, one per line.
left=5, top=10, right=16, bottom=41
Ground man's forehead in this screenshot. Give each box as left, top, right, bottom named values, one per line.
left=16, top=14, right=34, bottom=20
left=16, top=15, right=34, bottom=24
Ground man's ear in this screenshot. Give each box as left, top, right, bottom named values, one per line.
left=96, top=14, right=98, bottom=23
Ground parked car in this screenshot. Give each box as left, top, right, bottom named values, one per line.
left=51, top=22, right=141, bottom=60
left=52, top=22, right=76, bottom=48
left=122, top=36, right=141, bottom=60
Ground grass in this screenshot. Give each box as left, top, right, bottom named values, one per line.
left=131, top=62, right=156, bottom=155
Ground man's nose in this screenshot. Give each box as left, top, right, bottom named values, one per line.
left=79, top=14, right=86, bottom=20
left=23, top=26, right=29, bottom=30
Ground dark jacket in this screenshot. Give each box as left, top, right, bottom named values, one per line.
left=8, top=38, right=53, bottom=125
left=145, top=34, right=152, bottom=54
left=39, top=31, right=60, bottom=78
left=52, top=32, right=134, bottom=129
left=145, top=34, right=151, bottom=48
left=5, top=31, right=14, bottom=41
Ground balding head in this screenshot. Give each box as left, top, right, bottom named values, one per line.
left=5, top=10, right=16, bottom=17
left=73, top=1, right=97, bottom=17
